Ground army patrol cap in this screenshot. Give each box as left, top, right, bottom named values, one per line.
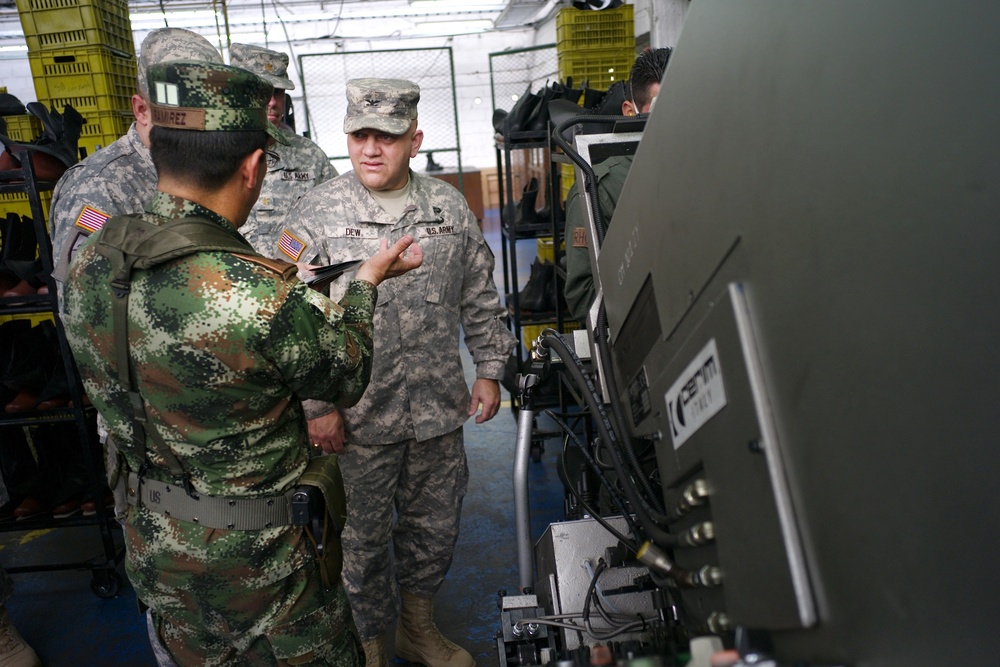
left=138, top=28, right=222, bottom=97
left=146, top=60, right=289, bottom=145
left=344, top=78, right=420, bottom=135
left=230, top=43, right=296, bottom=90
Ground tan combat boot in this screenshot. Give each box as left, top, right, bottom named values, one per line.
left=362, top=635, right=389, bottom=667
left=395, top=590, right=475, bottom=667
left=0, top=608, right=42, bottom=667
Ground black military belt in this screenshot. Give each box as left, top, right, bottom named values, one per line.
left=126, top=472, right=293, bottom=530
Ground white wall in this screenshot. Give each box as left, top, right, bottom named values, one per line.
left=0, top=55, right=36, bottom=111
left=1, top=1, right=692, bottom=172
left=633, top=0, right=690, bottom=49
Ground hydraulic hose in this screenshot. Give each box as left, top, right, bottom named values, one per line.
left=538, top=331, right=678, bottom=547
left=595, top=303, right=668, bottom=516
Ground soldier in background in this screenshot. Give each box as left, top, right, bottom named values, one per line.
left=61, top=60, right=421, bottom=665
left=49, top=28, right=223, bottom=288
left=277, top=78, right=516, bottom=667
left=229, top=43, right=337, bottom=251
left=563, top=47, right=671, bottom=323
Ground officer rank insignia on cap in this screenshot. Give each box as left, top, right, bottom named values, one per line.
left=74, top=205, right=110, bottom=233
left=278, top=229, right=306, bottom=261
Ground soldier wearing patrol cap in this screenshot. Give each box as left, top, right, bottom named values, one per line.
left=278, top=78, right=516, bottom=667
left=49, top=28, right=224, bottom=291
left=61, top=61, right=422, bottom=666
left=229, top=43, right=337, bottom=253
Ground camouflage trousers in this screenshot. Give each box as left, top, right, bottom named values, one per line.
left=339, top=427, right=469, bottom=640
left=127, top=506, right=362, bottom=666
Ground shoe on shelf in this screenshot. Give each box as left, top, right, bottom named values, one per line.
left=13, top=496, right=46, bottom=521
left=51, top=495, right=83, bottom=519
left=81, top=492, right=115, bottom=517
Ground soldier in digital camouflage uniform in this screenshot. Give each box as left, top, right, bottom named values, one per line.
left=229, top=43, right=338, bottom=252
left=61, top=60, right=422, bottom=666
left=49, top=28, right=223, bottom=289
left=277, top=78, right=516, bottom=667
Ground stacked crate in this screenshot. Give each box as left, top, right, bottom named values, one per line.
left=18, top=0, right=136, bottom=159
left=555, top=4, right=635, bottom=201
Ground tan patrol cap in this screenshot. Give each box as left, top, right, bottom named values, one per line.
left=138, top=28, right=222, bottom=97
left=343, top=78, right=420, bottom=135
left=229, top=43, right=296, bottom=90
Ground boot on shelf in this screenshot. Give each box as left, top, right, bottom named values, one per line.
left=510, top=257, right=555, bottom=313
left=425, top=152, right=443, bottom=172
left=1, top=215, right=45, bottom=304
left=395, top=590, right=474, bottom=667
left=513, top=177, right=539, bottom=228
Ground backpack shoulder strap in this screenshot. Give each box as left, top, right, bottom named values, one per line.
left=92, top=214, right=263, bottom=495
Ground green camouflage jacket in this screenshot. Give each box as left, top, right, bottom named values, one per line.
left=62, top=191, right=377, bottom=496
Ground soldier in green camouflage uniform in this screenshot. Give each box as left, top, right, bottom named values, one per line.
left=276, top=78, right=516, bottom=667
left=61, top=61, right=422, bottom=666
left=229, top=43, right=338, bottom=252
left=50, top=28, right=223, bottom=287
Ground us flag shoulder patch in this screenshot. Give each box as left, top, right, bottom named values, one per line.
left=75, top=206, right=110, bottom=234
left=278, top=229, right=306, bottom=261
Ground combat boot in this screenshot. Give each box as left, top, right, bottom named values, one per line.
left=361, top=635, right=388, bottom=667
left=0, top=608, right=42, bottom=667
left=395, top=590, right=474, bottom=667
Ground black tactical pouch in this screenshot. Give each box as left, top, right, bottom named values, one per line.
left=294, top=454, right=348, bottom=588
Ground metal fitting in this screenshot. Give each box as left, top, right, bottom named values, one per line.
left=636, top=540, right=675, bottom=576
left=681, top=521, right=715, bottom=546
left=706, top=611, right=731, bottom=633
left=696, top=565, right=724, bottom=587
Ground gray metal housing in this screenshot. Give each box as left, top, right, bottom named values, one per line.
left=597, top=1, right=1000, bottom=663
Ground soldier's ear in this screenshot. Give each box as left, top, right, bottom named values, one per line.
left=242, top=148, right=267, bottom=191
left=410, top=128, right=424, bottom=157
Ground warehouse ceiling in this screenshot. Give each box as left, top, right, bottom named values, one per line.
left=0, top=0, right=560, bottom=50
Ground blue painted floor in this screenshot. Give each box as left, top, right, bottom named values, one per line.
left=0, top=209, right=568, bottom=665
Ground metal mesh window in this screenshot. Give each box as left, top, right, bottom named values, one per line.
left=298, top=47, right=460, bottom=175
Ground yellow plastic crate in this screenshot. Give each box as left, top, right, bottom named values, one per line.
left=536, top=236, right=566, bottom=264
left=522, top=320, right=581, bottom=351
left=1, top=114, right=43, bottom=143
left=0, top=190, right=53, bottom=223
left=556, top=5, right=634, bottom=52
left=560, top=163, right=576, bottom=203
left=77, top=108, right=131, bottom=158
left=558, top=49, right=635, bottom=92
left=17, top=0, right=134, bottom=55
left=30, top=45, right=136, bottom=114
left=0, top=312, right=56, bottom=327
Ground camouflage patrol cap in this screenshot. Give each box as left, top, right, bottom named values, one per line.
left=146, top=60, right=289, bottom=145
left=137, top=28, right=222, bottom=98
left=230, top=43, right=295, bottom=90
left=344, top=78, right=419, bottom=135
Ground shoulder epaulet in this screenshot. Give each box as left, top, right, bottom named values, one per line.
left=232, top=253, right=299, bottom=281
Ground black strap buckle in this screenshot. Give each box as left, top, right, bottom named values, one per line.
left=110, top=277, right=131, bottom=298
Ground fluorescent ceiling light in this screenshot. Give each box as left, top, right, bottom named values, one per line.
left=410, top=0, right=505, bottom=9
left=129, top=9, right=219, bottom=28
left=227, top=32, right=268, bottom=44
left=0, top=44, right=27, bottom=52
left=412, top=19, right=494, bottom=35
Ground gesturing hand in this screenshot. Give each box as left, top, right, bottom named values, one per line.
left=355, top=235, right=423, bottom=287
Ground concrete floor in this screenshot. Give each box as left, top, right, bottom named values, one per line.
left=0, top=218, right=568, bottom=665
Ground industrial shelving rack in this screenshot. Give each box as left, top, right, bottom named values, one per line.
left=0, top=145, right=124, bottom=598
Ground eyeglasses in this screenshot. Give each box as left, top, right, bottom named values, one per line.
left=265, top=148, right=280, bottom=163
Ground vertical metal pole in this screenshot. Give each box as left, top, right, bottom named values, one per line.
left=513, top=401, right=535, bottom=592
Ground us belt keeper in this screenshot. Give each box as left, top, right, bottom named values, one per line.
left=127, top=472, right=299, bottom=530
